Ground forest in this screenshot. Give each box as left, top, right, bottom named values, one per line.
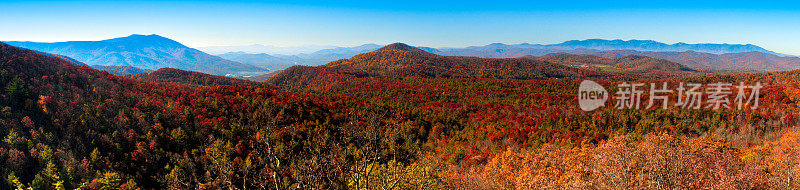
left=2, top=41, right=800, bottom=189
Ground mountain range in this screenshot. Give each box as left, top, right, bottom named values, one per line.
left=90, top=65, right=153, bottom=76
left=198, top=44, right=338, bottom=55
left=528, top=53, right=697, bottom=74
left=437, top=39, right=784, bottom=57
left=267, top=43, right=702, bottom=87
left=4, top=34, right=266, bottom=76
left=322, top=43, right=618, bottom=79
left=217, top=52, right=301, bottom=71
left=217, top=44, right=383, bottom=71
left=5, top=35, right=799, bottom=77
left=217, top=39, right=796, bottom=75
left=428, top=40, right=798, bottom=72
left=6, top=33, right=800, bottom=189
left=551, top=39, right=782, bottom=55
left=582, top=50, right=800, bottom=72
left=131, top=67, right=269, bottom=88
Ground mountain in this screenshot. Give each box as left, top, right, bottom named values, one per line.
left=217, top=44, right=441, bottom=71
left=32, top=50, right=86, bottom=66
left=282, top=44, right=383, bottom=66
left=583, top=50, right=800, bottom=72
left=431, top=40, right=797, bottom=72
left=243, top=70, right=282, bottom=82
left=216, top=44, right=446, bottom=70
left=210, top=44, right=382, bottom=71
left=268, top=43, right=634, bottom=88
left=325, top=43, right=619, bottom=79
left=415, top=46, right=443, bottom=54
left=437, top=43, right=571, bottom=58
left=22, top=50, right=152, bottom=76
left=5, top=39, right=800, bottom=189
left=551, top=39, right=781, bottom=55
left=0, top=41, right=363, bottom=189
left=91, top=65, right=153, bottom=76
left=437, top=39, right=788, bottom=59
left=299, top=44, right=382, bottom=55
left=130, top=67, right=268, bottom=87
left=197, top=44, right=337, bottom=55
left=217, top=51, right=300, bottom=71
left=374, top=43, right=432, bottom=53
left=528, top=53, right=699, bottom=77
left=4, top=34, right=266, bottom=76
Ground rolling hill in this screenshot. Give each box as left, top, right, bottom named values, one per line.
left=528, top=53, right=699, bottom=76
left=130, top=67, right=269, bottom=87
left=91, top=65, right=153, bottom=76
left=584, top=50, right=800, bottom=72
left=267, top=43, right=636, bottom=89
left=0, top=41, right=368, bottom=189
left=322, top=43, right=619, bottom=79
left=4, top=34, right=266, bottom=76
left=5, top=38, right=800, bottom=189
left=431, top=40, right=798, bottom=72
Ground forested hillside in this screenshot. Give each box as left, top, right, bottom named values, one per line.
left=529, top=53, right=699, bottom=77
left=91, top=65, right=152, bottom=76
left=130, top=68, right=269, bottom=87
left=4, top=35, right=266, bottom=76
left=5, top=41, right=800, bottom=189
left=265, top=43, right=800, bottom=189
left=586, top=50, right=800, bottom=72
left=267, top=43, right=641, bottom=88
left=325, top=43, right=614, bottom=80
left=0, top=42, right=432, bottom=189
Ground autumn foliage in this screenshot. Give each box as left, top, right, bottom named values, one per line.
left=3, top=42, right=800, bottom=189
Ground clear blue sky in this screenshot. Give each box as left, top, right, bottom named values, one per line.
left=2, top=0, right=800, bottom=54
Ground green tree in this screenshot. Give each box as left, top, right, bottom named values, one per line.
left=30, top=174, right=46, bottom=190
left=5, top=76, right=28, bottom=106
left=96, top=171, right=121, bottom=190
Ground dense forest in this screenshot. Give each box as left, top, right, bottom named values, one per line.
left=131, top=68, right=270, bottom=88
left=3, top=41, right=800, bottom=189
left=528, top=53, right=699, bottom=76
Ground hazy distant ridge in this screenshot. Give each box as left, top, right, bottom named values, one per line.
left=4, top=34, right=266, bottom=76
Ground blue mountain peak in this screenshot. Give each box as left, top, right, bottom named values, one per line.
left=103, top=34, right=185, bottom=48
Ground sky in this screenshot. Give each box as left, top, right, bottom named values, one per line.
left=2, top=0, right=800, bottom=55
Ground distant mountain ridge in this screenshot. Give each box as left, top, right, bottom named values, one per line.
left=528, top=53, right=699, bottom=76
left=91, top=65, right=153, bottom=76
left=427, top=39, right=796, bottom=72
left=282, top=44, right=382, bottom=66
left=268, top=43, right=709, bottom=89
left=223, top=39, right=779, bottom=73
left=4, top=34, right=266, bottom=76
left=218, top=44, right=450, bottom=70
left=552, top=39, right=781, bottom=55
left=583, top=50, right=800, bottom=72
left=198, top=44, right=337, bottom=55
left=217, top=52, right=299, bottom=71
left=439, top=39, right=785, bottom=57
left=268, top=43, right=636, bottom=88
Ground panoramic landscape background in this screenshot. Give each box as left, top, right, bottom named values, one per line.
left=3, top=0, right=800, bottom=189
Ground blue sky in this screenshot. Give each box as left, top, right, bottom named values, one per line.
left=2, top=0, right=800, bottom=54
